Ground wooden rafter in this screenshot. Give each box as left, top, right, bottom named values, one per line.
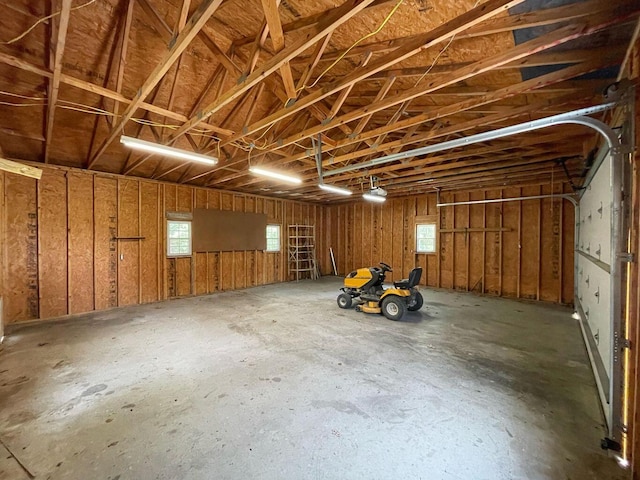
left=168, top=0, right=378, bottom=142
left=266, top=5, right=639, bottom=155
left=87, top=0, right=224, bottom=169
left=44, top=0, right=72, bottom=163
left=294, top=0, right=611, bottom=67
left=232, top=0, right=396, bottom=48
left=220, top=0, right=528, bottom=149
left=260, top=0, right=297, bottom=100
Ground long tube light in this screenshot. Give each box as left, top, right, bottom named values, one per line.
left=120, top=136, right=217, bottom=165
left=318, top=183, right=352, bottom=196
left=249, top=166, right=302, bottom=184
left=362, top=193, right=386, bottom=203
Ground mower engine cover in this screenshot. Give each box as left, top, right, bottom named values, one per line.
left=344, top=267, right=383, bottom=290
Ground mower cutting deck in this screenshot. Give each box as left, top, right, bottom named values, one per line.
left=337, top=262, right=423, bottom=321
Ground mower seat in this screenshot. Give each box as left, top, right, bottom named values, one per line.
left=393, top=267, right=422, bottom=289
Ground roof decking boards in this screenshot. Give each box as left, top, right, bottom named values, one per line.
left=0, top=0, right=636, bottom=201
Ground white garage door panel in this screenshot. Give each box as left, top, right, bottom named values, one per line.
left=576, top=148, right=617, bottom=432
left=579, top=158, right=611, bottom=264
left=578, top=254, right=611, bottom=379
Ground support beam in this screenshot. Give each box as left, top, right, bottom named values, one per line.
left=269, top=5, right=637, bottom=153
left=261, top=0, right=297, bottom=100
left=169, top=0, right=377, bottom=141
left=220, top=0, right=528, bottom=148
left=44, top=0, right=72, bottom=163
left=0, top=157, right=43, bottom=179
left=88, top=0, right=224, bottom=169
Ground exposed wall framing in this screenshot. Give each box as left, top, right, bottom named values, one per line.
left=324, top=185, right=575, bottom=304
left=1, top=165, right=324, bottom=324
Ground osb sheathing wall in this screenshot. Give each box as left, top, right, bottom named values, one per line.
left=324, top=186, right=575, bottom=305
left=1, top=166, right=325, bottom=324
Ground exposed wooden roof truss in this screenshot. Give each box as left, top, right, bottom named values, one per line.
left=0, top=0, right=637, bottom=201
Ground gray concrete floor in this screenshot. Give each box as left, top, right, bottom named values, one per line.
left=0, top=277, right=627, bottom=480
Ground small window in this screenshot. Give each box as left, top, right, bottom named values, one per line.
left=416, top=223, right=437, bottom=253
left=167, top=220, right=192, bottom=257
left=266, top=224, right=281, bottom=252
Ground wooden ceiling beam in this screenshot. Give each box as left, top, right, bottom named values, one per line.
left=276, top=58, right=615, bottom=169
left=0, top=157, right=43, bottom=179
left=110, top=0, right=135, bottom=125
left=260, top=0, right=297, bottom=100
left=232, top=0, right=396, bottom=48
left=87, top=0, right=225, bottom=169
left=168, top=0, right=379, bottom=142
left=269, top=4, right=638, bottom=153
left=323, top=130, right=588, bottom=183
left=342, top=45, right=626, bottom=82
left=0, top=52, right=221, bottom=136
left=44, top=0, right=72, bottom=163
left=221, top=0, right=527, bottom=149
left=352, top=75, right=396, bottom=135
left=297, top=0, right=610, bottom=66
left=329, top=51, right=373, bottom=119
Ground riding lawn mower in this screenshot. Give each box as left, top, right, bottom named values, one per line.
left=336, top=262, right=423, bottom=321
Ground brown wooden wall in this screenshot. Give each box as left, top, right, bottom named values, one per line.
left=1, top=165, right=325, bottom=324
left=323, top=185, right=575, bottom=305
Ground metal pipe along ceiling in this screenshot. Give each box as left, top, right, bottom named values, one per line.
left=323, top=102, right=617, bottom=177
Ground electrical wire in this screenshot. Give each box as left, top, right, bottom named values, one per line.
left=302, top=0, right=404, bottom=91
left=413, top=0, right=480, bottom=88
left=1, top=0, right=97, bottom=45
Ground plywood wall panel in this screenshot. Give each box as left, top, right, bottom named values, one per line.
left=3, top=165, right=322, bottom=323
left=539, top=185, right=563, bottom=303
left=208, top=252, right=220, bottom=292
left=94, top=176, right=118, bottom=311
left=221, top=252, right=234, bottom=290
left=207, top=190, right=220, bottom=209
left=67, top=173, right=94, bottom=315
left=176, top=257, right=191, bottom=297
left=439, top=193, right=453, bottom=289
left=117, top=179, right=140, bottom=307
left=518, top=186, right=541, bottom=299
left=325, top=187, right=574, bottom=306
left=177, top=186, right=193, bottom=212
left=484, top=191, right=502, bottom=296
left=404, top=198, right=416, bottom=279
left=453, top=193, right=468, bottom=291
left=140, top=182, right=159, bottom=304
left=38, top=171, right=68, bottom=318
left=468, top=191, right=485, bottom=293
left=501, top=188, right=520, bottom=297
left=4, top=174, right=38, bottom=323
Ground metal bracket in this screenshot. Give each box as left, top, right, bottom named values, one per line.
left=618, top=252, right=635, bottom=263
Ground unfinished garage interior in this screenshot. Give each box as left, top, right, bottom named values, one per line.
left=1, top=0, right=640, bottom=478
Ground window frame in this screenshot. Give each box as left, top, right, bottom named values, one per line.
left=266, top=224, right=281, bottom=252
left=166, top=220, right=192, bottom=257
left=415, top=216, right=437, bottom=254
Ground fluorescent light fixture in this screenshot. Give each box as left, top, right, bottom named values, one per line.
left=120, top=135, right=217, bottom=165
left=318, top=183, right=352, bottom=196
left=363, top=193, right=386, bottom=203
left=249, top=166, right=302, bottom=184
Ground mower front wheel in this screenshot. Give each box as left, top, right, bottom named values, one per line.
left=407, top=291, right=424, bottom=311
left=337, top=293, right=353, bottom=309
left=381, top=296, right=406, bottom=321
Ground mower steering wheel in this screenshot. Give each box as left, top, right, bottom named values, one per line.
left=379, top=262, right=393, bottom=272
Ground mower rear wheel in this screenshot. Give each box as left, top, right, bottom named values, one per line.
left=337, top=293, right=352, bottom=309
left=407, top=291, right=424, bottom=311
left=381, top=296, right=406, bottom=321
